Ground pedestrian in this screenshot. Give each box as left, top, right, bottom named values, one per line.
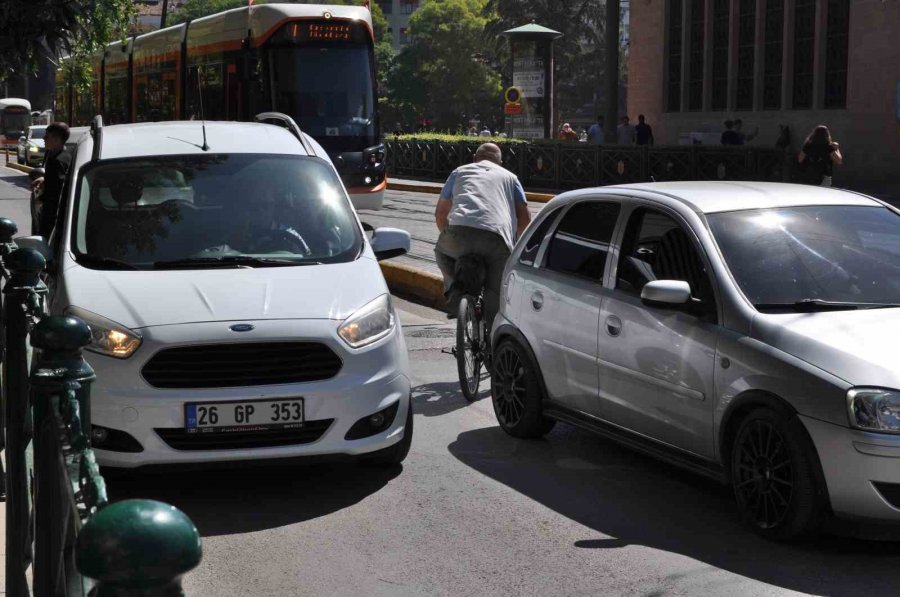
left=634, top=114, right=654, bottom=146
left=558, top=122, right=578, bottom=142
left=616, top=115, right=635, bottom=145
left=775, top=124, right=792, bottom=150
left=31, top=121, right=72, bottom=239
left=721, top=120, right=742, bottom=145
left=479, top=125, right=492, bottom=138
left=734, top=118, right=758, bottom=144
left=797, top=125, right=843, bottom=187
left=587, top=115, right=605, bottom=144
left=434, top=143, right=531, bottom=327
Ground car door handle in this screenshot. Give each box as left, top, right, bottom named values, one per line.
left=605, top=315, right=622, bottom=337
left=531, top=291, right=544, bottom=311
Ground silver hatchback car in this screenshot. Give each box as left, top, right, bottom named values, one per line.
left=491, top=181, right=900, bottom=541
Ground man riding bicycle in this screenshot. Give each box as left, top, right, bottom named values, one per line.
left=434, top=143, right=531, bottom=330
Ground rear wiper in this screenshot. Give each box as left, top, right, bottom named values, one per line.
left=75, top=254, right=139, bottom=271
left=754, top=299, right=900, bottom=312
left=153, top=256, right=318, bottom=269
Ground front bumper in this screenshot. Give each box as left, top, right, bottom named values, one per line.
left=26, top=151, right=44, bottom=166
left=87, top=319, right=411, bottom=468
left=802, top=415, right=900, bottom=522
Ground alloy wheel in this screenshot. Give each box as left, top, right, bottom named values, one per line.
left=491, top=344, right=527, bottom=426
left=734, top=419, right=794, bottom=529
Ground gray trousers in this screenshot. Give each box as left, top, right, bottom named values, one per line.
left=434, top=225, right=511, bottom=328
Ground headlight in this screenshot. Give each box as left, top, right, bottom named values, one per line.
left=28, top=146, right=39, bottom=152
left=337, top=294, right=395, bottom=348
left=847, top=388, right=900, bottom=434
left=63, top=306, right=142, bottom=359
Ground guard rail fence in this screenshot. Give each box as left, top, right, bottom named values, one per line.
left=0, top=218, right=202, bottom=596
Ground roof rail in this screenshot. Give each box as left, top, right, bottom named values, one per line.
left=90, top=115, right=103, bottom=162
left=253, top=112, right=314, bottom=156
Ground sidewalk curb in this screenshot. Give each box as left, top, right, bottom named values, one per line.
left=380, top=261, right=445, bottom=310
left=5, top=163, right=32, bottom=174
left=387, top=180, right=556, bottom=204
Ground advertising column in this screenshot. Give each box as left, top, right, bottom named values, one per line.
left=502, top=24, right=562, bottom=140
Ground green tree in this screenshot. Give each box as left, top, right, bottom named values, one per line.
left=170, top=0, right=246, bottom=25
left=387, top=0, right=501, bottom=131
left=0, top=0, right=135, bottom=80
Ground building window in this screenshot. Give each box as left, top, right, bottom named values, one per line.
left=688, top=0, right=705, bottom=111
left=735, top=0, right=756, bottom=111
left=666, top=0, right=683, bottom=112
left=824, top=0, right=849, bottom=109
left=762, top=0, right=783, bottom=110
left=792, top=0, right=816, bottom=109
left=377, top=1, right=392, bottom=15
left=711, top=0, right=729, bottom=111
left=400, top=0, right=418, bottom=15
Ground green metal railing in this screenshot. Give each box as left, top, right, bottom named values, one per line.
left=0, top=218, right=202, bottom=595
left=385, top=139, right=793, bottom=189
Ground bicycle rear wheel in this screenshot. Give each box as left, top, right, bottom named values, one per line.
left=456, top=294, right=483, bottom=402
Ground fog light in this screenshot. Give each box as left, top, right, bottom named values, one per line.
left=369, top=412, right=385, bottom=428
left=364, top=176, right=373, bottom=185
left=91, top=426, right=108, bottom=444
left=344, top=401, right=401, bottom=440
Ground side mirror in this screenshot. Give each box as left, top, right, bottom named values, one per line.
left=641, top=280, right=692, bottom=306
left=370, top=227, right=410, bottom=261
left=15, top=235, right=51, bottom=262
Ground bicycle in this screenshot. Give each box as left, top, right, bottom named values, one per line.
left=448, top=255, right=491, bottom=402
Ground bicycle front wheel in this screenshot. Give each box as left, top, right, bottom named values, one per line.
left=456, top=294, right=482, bottom=402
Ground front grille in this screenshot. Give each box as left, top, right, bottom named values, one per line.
left=155, top=419, right=333, bottom=451
left=142, top=342, right=343, bottom=389
left=873, top=482, right=900, bottom=509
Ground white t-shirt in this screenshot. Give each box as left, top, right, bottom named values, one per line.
left=440, top=161, right=527, bottom=251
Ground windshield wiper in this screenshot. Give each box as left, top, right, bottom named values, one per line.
left=153, top=256, right=319, bottom=269
left=75, top=254, right=140, bottom=271
left=754, top=299, right=900, bottom=312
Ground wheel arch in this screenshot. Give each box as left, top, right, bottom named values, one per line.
left=492, top=323, right=550, bottom=402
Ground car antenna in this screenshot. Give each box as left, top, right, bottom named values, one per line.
left=197, top=68, right=210, bottom=151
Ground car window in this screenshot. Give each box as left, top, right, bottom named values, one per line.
left=29, top=128, right=46, bottom=140
left=519, top=207, right=562, bottom=266
left=71, top=154, right=362, bottom=269
left=616, top=208, right=716, bottom=314
left=544, top=201, right=620, bottom=282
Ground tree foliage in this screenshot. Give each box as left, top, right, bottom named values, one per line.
left=385, top=0, right=501, bottom=132
left=0, top=0, right=135, bottom=79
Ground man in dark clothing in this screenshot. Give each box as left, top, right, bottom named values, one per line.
left=721, top=120, right=742, bottom=145
left=32, top=122, right=71, bottom=239
left=635, top=114, right=654, bottom=146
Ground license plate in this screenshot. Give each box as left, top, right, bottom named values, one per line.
left=185, top=398, right=304, bottom=433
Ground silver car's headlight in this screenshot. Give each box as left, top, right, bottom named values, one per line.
left=64, top=306, right=142, bottom=359
left=847, top=388, right=900, bottom=434
left=28, top=146, right=39, bottom=153
left=337, top=294, right=395, bottom=348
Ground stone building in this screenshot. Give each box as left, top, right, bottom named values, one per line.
left=628, top=0, right=900, bottom=195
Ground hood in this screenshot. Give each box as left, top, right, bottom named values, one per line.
left=752, top=309, right=900, bottom=388
left=29, top=139, right=44, bottom=149
left=62, top=256, right=387, bottom=329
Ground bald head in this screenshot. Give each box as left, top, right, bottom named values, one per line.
left=474, top=143, right=502, bottom=165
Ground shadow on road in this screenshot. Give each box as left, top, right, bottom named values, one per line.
left=412, top=377, right=489, bottom=417
left=0, top=170, right=31, bottom=193
left=448, top=424, right=900, bottom=596
left=105, top=462, right=401, bottom=537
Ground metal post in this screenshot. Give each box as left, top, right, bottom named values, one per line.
left=77, top=499, right=202, bottom=595
left=604, top=0, right=621, bottom=141
left=3, top=247, right=46, bottom=597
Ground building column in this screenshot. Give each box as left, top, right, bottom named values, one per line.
left=702, top=0, right=714, bottom=111
left=680, top=0, right=691, bottom=111
left=727, top=0, right=739, bottom=112
left=781, top=0, right=794, bottom=110
left=812, top=0, right=828, bottom=109
left=752, top=0, right=766, bottom=110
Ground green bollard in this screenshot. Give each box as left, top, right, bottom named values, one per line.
left=0, top=217, right=17, bottom=246
left=76, top=499, right=202, bottom=596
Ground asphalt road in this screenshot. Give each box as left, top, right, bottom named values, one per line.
left=3, top=168, right=900, bottom=595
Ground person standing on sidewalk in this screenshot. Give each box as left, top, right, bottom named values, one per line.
left=634, top=114, right=654, bottom=146
left=797, top=125, right=843, bottom=187
left=434, top=143, right=531, bottom=328
left=616, top=115, right=636, bottom=145
left=587, top=115, right=605, bottom=143
left=31, top=122, right=72, bottom=239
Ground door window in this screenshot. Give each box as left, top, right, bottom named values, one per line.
left=616, top=208, right=716, bottom=317
left=519, top=207, right=562, bottom=266
left=544, top=202, right=620, bottom=282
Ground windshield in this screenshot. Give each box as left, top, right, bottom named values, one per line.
left=268, top=44, right=376, bottom=153
left=29, top=128, right=46, bottom=140
left=72, top=154, right=362, bottom=270
left=1, top=110, right=30, bottom=139
left=708, top=205, right=900, bottom=309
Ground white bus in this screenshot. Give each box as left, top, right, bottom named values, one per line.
left=0, top=98, right=31, bottom=146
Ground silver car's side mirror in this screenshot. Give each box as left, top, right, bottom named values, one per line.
left=641, top=280, right=692, bottom=306
left=370, top=227, right=410, bottom=261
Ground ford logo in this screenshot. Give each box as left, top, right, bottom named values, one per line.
left=229, top=324, right=255, bottom=333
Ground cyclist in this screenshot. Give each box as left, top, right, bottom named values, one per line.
left=434, top=143, right=531, bottom=329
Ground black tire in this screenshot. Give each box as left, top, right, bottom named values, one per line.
left=456, top=295, right=482, bottom=402
left=361, top=401, right=413, bottom=468
left=731, top=407, right=826, bottom=542
left=490, top=339, right=555, bottom=438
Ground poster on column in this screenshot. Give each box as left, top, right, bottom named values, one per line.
left=509, top=41, right=547, bottom=139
